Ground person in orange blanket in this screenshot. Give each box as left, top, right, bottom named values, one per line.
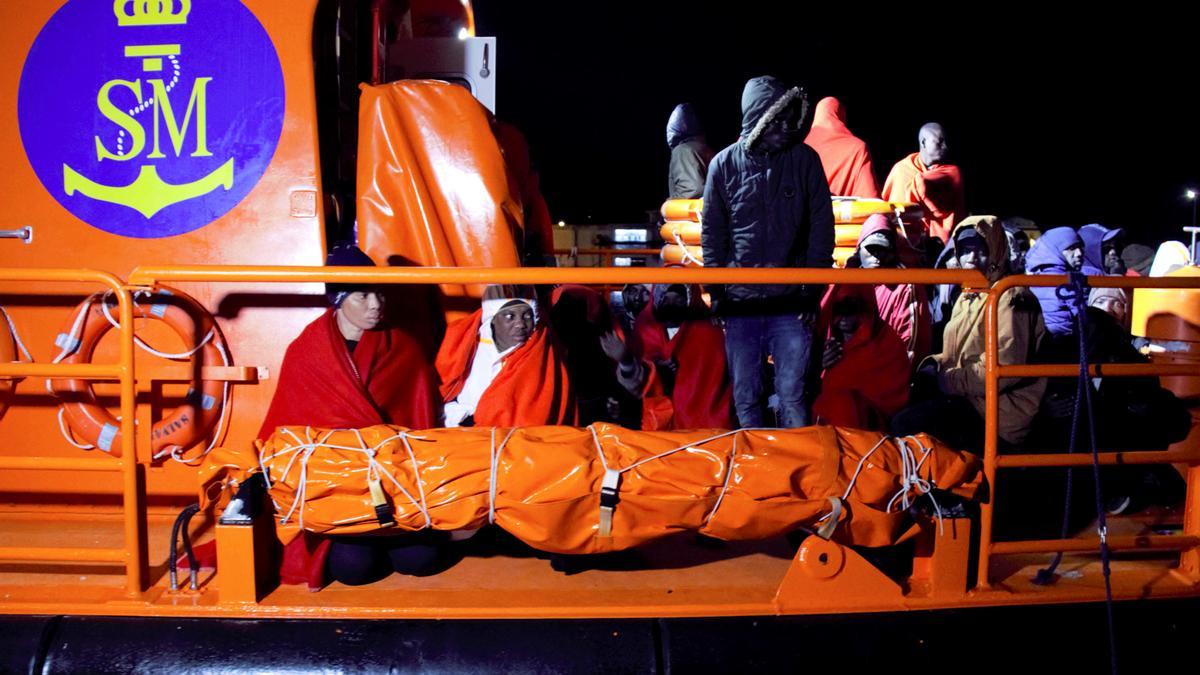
left=813, top=285, right=911, bottom=430
left=803, top=96, right=879, bottom=198
left=846, top=214, right=932, bottom=362
left=881, top=123, right=965, bottom=244
left=603, top=283, right=733, bottom=430
left=438, top=285, right=574, bottom=427
left=255, top=244, right=445, bottom=589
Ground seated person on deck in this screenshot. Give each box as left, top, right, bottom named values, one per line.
left=603, top=282, right=734, bottom=430
left=813, top=285, right=910, bottom=431
left=437, top=284, right=574, bottom=427
left=891, top=216, right=1047, bottom=453
left=257, top=244, right=445, bottom=588
left=846, top=214, right=932, bottom=363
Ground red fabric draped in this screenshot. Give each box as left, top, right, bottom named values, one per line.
left=814, top=285, right=911, bottom=430
left=881, top=152, right=965, bottom=244
left=257, top=309, right=439, bottom=439
left=804, top=97, right=880, bottom=199
left=633, top=286, right=733, bottom=430
left=437, top=309, right=575, bottom=426
left=855, top=215, right=932, bottom=362
left=495, top=121, right=555, bottom=261
left=256, top=308, right=438, bottom=590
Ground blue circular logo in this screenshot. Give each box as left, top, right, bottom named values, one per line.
left=18, top=0, right=285, bottom=238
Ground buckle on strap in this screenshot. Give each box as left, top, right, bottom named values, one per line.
left=598, top=468, right=621, bottom=537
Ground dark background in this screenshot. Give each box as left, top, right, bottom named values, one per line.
left=475, top=2, right=1200, bottom=244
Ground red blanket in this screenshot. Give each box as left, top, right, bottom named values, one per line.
left=804, top=97, right=880, bottom=199
left=256, top=308, right=438, bottom=589
left=437, top=308, right=575, bottom=426
left=855, top=215, right=933, bottom=362
left=633, top=288, right=733, bottom=430
left=881, top=152, right=965, bottom=244
left=815, top=285, right=911, bottom=430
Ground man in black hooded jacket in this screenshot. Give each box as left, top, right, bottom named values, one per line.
left=701, top=76, right=834, bottom=428
left=667, top=103, right=715, bottom=200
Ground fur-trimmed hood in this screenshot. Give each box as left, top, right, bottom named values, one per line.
left=740, top=76, right=808, bottom=152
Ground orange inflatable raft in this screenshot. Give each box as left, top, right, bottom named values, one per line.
left=200, top=423, right=981, bottom=555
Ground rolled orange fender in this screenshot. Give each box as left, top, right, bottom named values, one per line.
left=832, top=198, right=923, bottom=225
left=833, top=247, right=855, bottom=268
left=661, top=199, right=702, bottom=223
left=834, top=223, right=862, bottom=248
left=661, top=244, right=704, bottom=266
left=659, top=221, right=703, bottom=246
left=52, top=287, right=228, bottom=458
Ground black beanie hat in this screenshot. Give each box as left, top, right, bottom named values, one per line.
left=325, top=244, right=377, bottom=306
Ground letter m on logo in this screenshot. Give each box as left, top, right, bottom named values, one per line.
left=147, top=77, right=213, bottom=159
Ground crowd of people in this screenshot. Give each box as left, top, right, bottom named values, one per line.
left=259, top=75, right=1190, bottom=586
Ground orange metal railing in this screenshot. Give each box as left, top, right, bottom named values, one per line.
left=978, top=274, right=1200, bottom=589
left=0, top=269, right=144, bottom=596
left=8, top=263, right=1200, bottom=600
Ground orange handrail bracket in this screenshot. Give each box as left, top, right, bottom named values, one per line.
left=911, top=517, right=972, bottom=599
left=977, top=273, right=1200, bottom=591
left=0, top=267, right=146, bottom=597
left=215, top=514, right=276, bottom=604
left=773, top=537, right=906, bottom=613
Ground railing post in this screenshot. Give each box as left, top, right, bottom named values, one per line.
left=976, top=282, right=1005, bottom=591
left=115, top=285, right=147, bottom=596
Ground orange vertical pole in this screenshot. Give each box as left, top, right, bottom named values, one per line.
left=117, top=287, right=144, bottom=596
left=1182, top=462, right=1200, bottom=579
left=976, top=284, right=1003, bottom=591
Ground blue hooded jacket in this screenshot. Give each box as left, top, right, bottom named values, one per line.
left=1026, top=227, right=1098, bottom=336
left=1079, top=223, right=1125, bottom=274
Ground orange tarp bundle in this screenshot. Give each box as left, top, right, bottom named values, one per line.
left=202, top=424, right=980, bottom=555
left=356, top=80, right=522, bottom=294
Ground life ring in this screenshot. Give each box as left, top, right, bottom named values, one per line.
left=661, top=244, right=704, bottom=266
left=833, top=247, right=855, bottom=268
left=832, top=198, right=923, bottom=225
left=0, top=309, right=16, bottom=422
left=52, top=287, right=228, bottom=458
left=834, top=223, right=863, bottom=248
left=661, top=199, right=702, bottom=223
left=659, top=221, right=703, bottom=246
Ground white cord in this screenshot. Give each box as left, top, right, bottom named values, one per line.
left=672, top=232, right=704, bottom=267
left=99, top=291, right=215, bottom=360
left=0, top=306, right=34, bottom=364
left=56, top=407, right=95, bottom=450
left=488, top=427, right=518, bottom=524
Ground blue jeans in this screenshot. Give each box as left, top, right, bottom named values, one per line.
left=723, top=314, right=814, bottom=428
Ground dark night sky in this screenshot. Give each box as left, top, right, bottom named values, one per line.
left=474, top=3, right=1200, bottom=245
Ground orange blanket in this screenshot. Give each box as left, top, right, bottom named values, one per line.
left=881, top=152, right=964, bottom=243
left=804, top=97, right=880, bottom=199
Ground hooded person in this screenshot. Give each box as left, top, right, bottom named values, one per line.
left=606, top=282, right=734, bottom=430
left=1025, top=226, right=1095, bottom=338
left=257, top=244, right=445, bottom=590
left=813, top=285, right=910, bottom=430
left=891, top=216, right=1047, bottom=450
left=881, top=123, right=965, bottom=244
left=847, top=214, right=932, bottom=362
left=1122, top=243, right=1154, bottom=277
left=701, top=75, right=835, bottom=428
left=550, top=284, right=641, bottom=428
left=803, top=96, right=880, bottom=199
left=1079, top=223, right=1128, bottom=276
left=666, top=103, right=716, bottom=200
left=1001, top=219, right=1032, bottom=274
left=437, top=284, right=574, bottom=427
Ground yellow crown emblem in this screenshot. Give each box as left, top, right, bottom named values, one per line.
left=113, top=0, right=191, bottom=27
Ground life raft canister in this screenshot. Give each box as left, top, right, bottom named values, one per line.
left=659, top=221, right=702, bottom=246
left=52, top=287, right=229, bottom=458
left=661, top=244, right=704, bottom=267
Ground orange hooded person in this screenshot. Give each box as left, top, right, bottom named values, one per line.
left=804, top=97, right=880, bottom=199
left=881, top=122, right=965, bottom=244
left=437, top=285, right=575, bottom=427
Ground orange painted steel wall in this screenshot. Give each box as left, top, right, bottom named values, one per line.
left=0, top=1, right=326, bottom=499
left=357, top=79, right=522, bottom=301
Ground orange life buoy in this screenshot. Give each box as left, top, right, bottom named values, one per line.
left=661, top=244, right=704, bottom=266
left=660, top=199, right=702, bottom=223
left=659, top=221, right=703, bottom=246
left=0, top=309, right=17, bottom=422
left=52, top=287, right=228, bottom=458
left=834, top=223, right=863, bottom=248
left=832, top=198, right=923, bottom=225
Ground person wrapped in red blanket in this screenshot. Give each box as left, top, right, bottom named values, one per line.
left=803, top=96, right=880, bottom=199
left=881, top=123, right=965, bottom=244
left=604, top=283, right=733, bottom=430
left=438, top=284, right=574, bottom=427
left=255, top=245, right=444, bottom=589
left=813, top=285, right=911, bottom=430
